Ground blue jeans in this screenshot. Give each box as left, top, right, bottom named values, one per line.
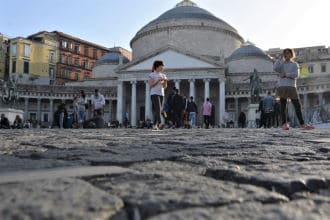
left=189, top=112, right=196, bottom=128
left=78, top=110, right=86, bottom=123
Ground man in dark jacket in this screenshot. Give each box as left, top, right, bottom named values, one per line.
left=171, top=89, right=184, bottom=128
left=0, top=114, right=10, bottom=129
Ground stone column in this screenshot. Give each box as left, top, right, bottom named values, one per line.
left=24, top=98, right=29, bottom=120
left=37, top=98, right=41, bottom=123
left=49, top=99, right=54, bottom=126
left=189, top=79, right=195, bottom=99
left=303, top=93, right=308, bottom=110
left=235, top=97, right=239, bottom=127
left=116, top=81, right=124, bottom=124
left=318, top=93, right=323, bottom=106
left=145, top=80, right=151, bottom=120
left=131, top=80, right=137, bottom=127
left=204, top=79, right=210, bottom=101
left=219, top=79, right=226, bottom=126
left=175, top=79, right=181, bottom=92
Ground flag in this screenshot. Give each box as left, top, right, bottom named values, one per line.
left=300, top=64, right=309, bottom=78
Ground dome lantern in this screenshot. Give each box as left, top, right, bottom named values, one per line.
left=176, top=0, right=197, bottom=7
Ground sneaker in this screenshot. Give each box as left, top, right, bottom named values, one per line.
left=159, top=124, right=165, bottom=130
left=302, top=124, right=315, bottom=130
left=152, top=125, right=159, bottom=130
left=281, top=124, right=289, bottom=130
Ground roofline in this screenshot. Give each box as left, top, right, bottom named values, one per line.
left=118, top=44, right=224, bottom=72
left=53, top=31, right=110, bottom=51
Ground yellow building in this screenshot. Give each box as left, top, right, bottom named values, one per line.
left=0, top=33, right=9, bottom=79
left=9, top=33, right=58, bottom=85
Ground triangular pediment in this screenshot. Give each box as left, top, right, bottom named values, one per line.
left=123, top=48, right=221, bottom=72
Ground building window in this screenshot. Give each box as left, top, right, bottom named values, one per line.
left=49, top=51, right=55, bottom=63
left=84, top=47, right=89, bottom=56
left=29, top=113, right=37, bottom=121
left=49, top=67, right=55, bottom=80
left=61, top=41, right=67, bottom=48
left=68, top=56, right=72, bottom=65
left=93, top=49, right=97, bottom=59
left=308, top=64, right=314, bottom=73
left=24, top=44, right=30, bottom=57
left=75, top=44, right=80, bottom=54
left=23, top=61, right=29, bottom=74
left=43, top=113, right=49, bottom=122
left=61, top=54, right=66, bottom=63
left=83, top=60, right=88, bottom=69
left=74, top=58, right=79, bottom=66
left=69, top=42, right=73, bottom=51
left=76, top=71, right=80, bottom=81
left=12, top=60, right=16, bottom=73
left=12, top=44, right=17, bottom=56
left=321, top=63, right=326, bottom=73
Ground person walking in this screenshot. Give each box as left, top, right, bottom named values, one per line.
left=77, top=90, right=87, bottom=128
left=238, top=112, right=246, bottom=128
left=202, top=98, right=212, bottom=129
left=263, top=92, right=274, bottom=128
left=172, top=89, right=184, bottom=128
left=148, top=60, right=167, bottom=130
left=255, top=110, right=261, bottom=128
left=274, top=48, right=315, bottom=130
left=186, top=96, right=198, bottom=128
left=91, top=89, right=105, bottom=117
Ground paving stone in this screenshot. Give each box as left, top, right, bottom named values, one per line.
left=148, top=200, right=330, bottom=220
left=85, top=171, right=288, bottom=219
left=0, top=178, right=123, bottom=220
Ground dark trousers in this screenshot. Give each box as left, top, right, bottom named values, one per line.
left=259, top=112, right=265, bottom=128
left=280, top=98, right=305, bottom=126
left=264, top=112, right=273, bottom=128
left=204, top=115, right=211, bottom=128
left=173, top=110, right=182, bottom=128
left=273, top=112, right=280, bottom=127
left=151, top=95, right=164, bottom=126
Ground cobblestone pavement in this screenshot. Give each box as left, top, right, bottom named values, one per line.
left=0, top=128, right=329, bottom=220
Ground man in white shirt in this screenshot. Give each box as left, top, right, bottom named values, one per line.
left=91, top=89, right=105, bottom=116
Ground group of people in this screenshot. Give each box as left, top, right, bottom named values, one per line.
left=148, top=60, right=215, bottom=130
left=149, top=48, right=315, bottom=131
left=0, top=114, right=23, bottom=129
left=255, top=92, right=281, bottom=128
left=53, top=89, right=106, bottom=129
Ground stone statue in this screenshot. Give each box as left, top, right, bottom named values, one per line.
left=249, top=69, right=262, bottom=103
left=1, top=76, right=18, bottom=107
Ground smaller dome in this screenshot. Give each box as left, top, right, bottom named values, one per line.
left=227, top=44, right=271, bottom=62
left=96, top=52, right=130, bottom=65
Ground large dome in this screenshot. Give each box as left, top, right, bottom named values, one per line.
left=227, top=44, right=271, bottom=62
left=95, top=52, right=130, bottom=66
left=130, top=0, right=244, bottom=60
left=227, top=43, right=274, bottom=74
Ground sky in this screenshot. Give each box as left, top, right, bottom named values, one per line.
left=1, top=0, right=330, bottom=51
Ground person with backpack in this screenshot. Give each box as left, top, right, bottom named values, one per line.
left=186, top=96, right=198, bottom=128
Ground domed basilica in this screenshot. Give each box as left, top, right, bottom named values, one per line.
left=93, top=0, right=283, bottom=127
left=89, top=0, right=330, bottom=128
